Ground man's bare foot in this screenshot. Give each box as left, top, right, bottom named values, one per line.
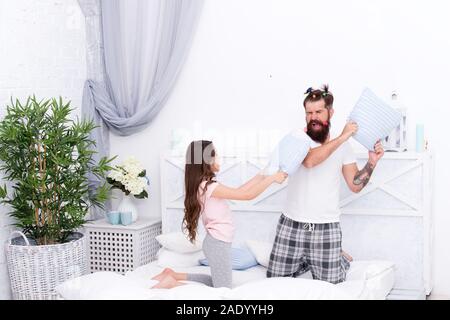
left=151, top=274, right=185, bottom=289
left=152, top=267, right=175, bottom=281
left=342, top=250, right=353, bottom=262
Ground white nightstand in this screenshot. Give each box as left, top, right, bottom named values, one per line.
left=83, top=218, right=162, bottom=274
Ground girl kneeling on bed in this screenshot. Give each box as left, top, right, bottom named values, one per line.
left=152, top=140, right=287, bottom=289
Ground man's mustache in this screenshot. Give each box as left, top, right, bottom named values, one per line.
left=308, top=119, right=329, bottom=127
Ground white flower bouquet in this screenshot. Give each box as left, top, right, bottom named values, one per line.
left=107, top=156, right=149, bottom=199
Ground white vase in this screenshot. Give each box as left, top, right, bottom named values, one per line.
left=117, top=194, right=138, bottom=222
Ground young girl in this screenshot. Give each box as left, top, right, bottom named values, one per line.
left=152, top=140, right=287, bottom=289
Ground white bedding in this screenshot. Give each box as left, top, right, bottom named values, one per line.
left=127, top=260, right=395, bottom=299
left=57, top=260, right=395, bottom=300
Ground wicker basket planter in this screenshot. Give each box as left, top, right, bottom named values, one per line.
left=5, top=231, right=88, bottom=300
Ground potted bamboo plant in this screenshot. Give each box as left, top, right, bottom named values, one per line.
left=0, top=96, right=115, bottom=299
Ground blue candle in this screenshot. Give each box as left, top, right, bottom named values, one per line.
left=416, top=124, right=424, bottom=152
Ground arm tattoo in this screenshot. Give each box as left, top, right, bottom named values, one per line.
left=353, top=162, right=375, bottom=188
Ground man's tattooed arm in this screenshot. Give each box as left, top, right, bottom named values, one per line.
left=353, top=161, right=375, bottom=189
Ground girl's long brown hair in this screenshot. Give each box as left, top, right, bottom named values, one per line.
left=182, top=140, right=216, bottom=242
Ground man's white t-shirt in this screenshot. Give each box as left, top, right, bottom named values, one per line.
left=284, top=130, right=357, bottom=224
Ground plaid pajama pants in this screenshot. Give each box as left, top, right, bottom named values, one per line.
left=266, top=214, right=350, bottom=284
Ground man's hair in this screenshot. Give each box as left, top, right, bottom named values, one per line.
left=303, top=84, right=334, bottom=109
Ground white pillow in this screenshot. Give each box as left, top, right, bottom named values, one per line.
left=55, top=272, right=158, bottom=300
left=264, top=130, right=312, bottom=175
left=349, top=88, right=402, bottom=151
left=155, top=232, right=202, bottom=253
left=229, top=277, right=353, bottom=300
left=245, top=240, right=273, bottom=268
left=157, top=248, right=205, bottom=268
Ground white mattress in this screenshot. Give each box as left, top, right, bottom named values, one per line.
left=126, top=260, right=395, bottom=300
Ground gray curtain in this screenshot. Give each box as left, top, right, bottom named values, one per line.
left=78, top=0, right=204, bottom=217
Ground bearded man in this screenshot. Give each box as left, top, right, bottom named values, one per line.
left=266, top=85, right=384, bottom=283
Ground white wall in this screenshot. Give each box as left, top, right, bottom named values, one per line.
left=110, top=0, right=450, bottom=296
left=0, top=0, right=86, bottom=299
left=1, top=0, right=450, bottom=298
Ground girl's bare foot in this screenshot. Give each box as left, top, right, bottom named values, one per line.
left=152, top=267, right=175, bottom=281
left=342, top=250, right=353, bottom=262
left=151, top=274, right=185, bottom=289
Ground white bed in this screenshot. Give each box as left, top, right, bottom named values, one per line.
left=56, top=258, right=395, bottom=300
left=160, top=151, right=433, bottom=299
left=126, top=260, right=395, bottom=299
left=57, top=150, right=436, bottom=300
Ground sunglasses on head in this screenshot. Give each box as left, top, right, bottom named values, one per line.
left=304, top=87, right=330, bottom=97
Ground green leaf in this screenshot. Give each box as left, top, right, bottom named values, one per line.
left=138, top=169, right=146, bottom=177
left=0, top=184, right=8, bottom=199
left=134, top=189, right=148, bottom=199
left=0, top=95, right=117, bottom=244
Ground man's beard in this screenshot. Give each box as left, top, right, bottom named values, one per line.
left=306, top=119, right=330, bottom=143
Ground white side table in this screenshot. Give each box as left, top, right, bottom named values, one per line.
left=83, top=218, right=162, bottom=274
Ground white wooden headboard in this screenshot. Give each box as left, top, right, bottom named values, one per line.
left=160, top=151, right=434, bottom=299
